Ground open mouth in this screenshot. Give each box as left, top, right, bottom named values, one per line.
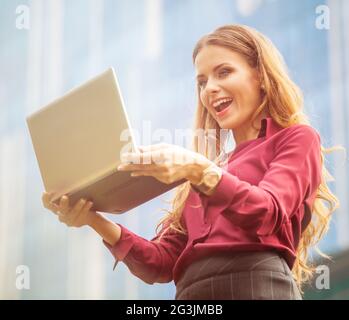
left=216, top=99, right=233, bottom=112
left=215, top=99, right=233, bottom=113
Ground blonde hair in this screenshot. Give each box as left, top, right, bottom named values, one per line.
left=155, top=24, right=344, bottom=294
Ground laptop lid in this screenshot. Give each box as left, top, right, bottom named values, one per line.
left=26, top=68, right=186, bottom=213
left=26, top=68, right=138, bottom=200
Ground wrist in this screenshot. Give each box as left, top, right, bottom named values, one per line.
left=87, top=211, right=122, bottom=246
left=190, top=162, right=223, bottom=196
left=187, top=158, right=212, bottom=185
left=86, top=211, right=103, bottom=228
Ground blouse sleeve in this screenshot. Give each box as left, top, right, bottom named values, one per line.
left=103, top=220, right=187, bottom=284
left=203, top=125, right=322, bottom=237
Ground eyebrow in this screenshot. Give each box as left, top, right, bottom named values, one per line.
left=196, top=63, right=231, bottom=80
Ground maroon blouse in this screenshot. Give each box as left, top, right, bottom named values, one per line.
left=104, top=117, right=322, bottom=285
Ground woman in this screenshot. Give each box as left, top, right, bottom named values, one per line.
left=42, top=25, right=340, bottom=300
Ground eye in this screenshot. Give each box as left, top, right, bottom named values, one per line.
left=218, top=68, right=231, bottom=77
left=197, top=80, right=207, bottom=90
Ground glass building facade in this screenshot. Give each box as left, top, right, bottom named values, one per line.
left=0, top=0, right=348, bottom=299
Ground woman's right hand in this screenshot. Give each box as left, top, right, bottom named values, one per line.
left=42, top=192, right=95, bottom=228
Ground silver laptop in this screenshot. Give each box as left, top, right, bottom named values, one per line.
left=26, top=68, right=185, bottom=214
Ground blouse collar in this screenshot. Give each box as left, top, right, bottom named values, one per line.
left=231, top=117, right=283, bottom=156
left=257, top=116, right=283, bottom=139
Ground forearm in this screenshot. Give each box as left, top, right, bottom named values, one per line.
left=87, top=212, right=121, bottom=246
left=99, top=218, right=188, bottom=284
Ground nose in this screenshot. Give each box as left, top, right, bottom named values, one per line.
left=203, top=78, right=220, bottom=96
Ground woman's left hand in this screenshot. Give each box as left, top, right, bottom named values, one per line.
left=117, top=143, right=212, bottom=185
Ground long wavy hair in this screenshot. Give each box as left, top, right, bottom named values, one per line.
left=155, top=24, right=343, bottom=294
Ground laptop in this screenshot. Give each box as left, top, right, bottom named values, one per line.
left=26, top=68, right=186, bottom=214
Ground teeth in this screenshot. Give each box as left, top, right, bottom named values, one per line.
left=213, top=98, right=233, bottom=108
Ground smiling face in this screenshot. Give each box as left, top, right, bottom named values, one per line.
left=195, top=45, right=265, bottom=144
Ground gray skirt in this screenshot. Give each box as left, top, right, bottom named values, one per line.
left=175, top=251, right=302, bottom=300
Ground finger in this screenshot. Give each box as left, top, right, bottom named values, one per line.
left=132, top=170, right=176, bottom=184
left=42, top=192, right=60, bottom=214
left=146, top=149, right=174, bottom=165
left=59, top=196, right=70, bottom=214
left=81, top=200, right=94, bottom=212
left=138, top=143, right=169, bottom=152
left=122, top=150, right=163, bottom=165
left=141, top=145, right=174, bottom=163
left=50, top=202, right=60, bottom=214
left=129, top=144, right=171, bottom=164
left=121, top=145, right=171, bottom=165
left=72, top=198, right=87, bottom=213
left=118, top=163, right=163, bottom=171
left=66, top=199, right=93, bottom=227
left=42, top=192, right=54, bottom=207
left=47, top=202, right=60, bottom=215
left=121, top=151, right=156, bottom=165
left=58, top=212, right=68, bottom=224
left=131, top=170, right=166, bottom=177
left=120, top=151, right=143, bottom=165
